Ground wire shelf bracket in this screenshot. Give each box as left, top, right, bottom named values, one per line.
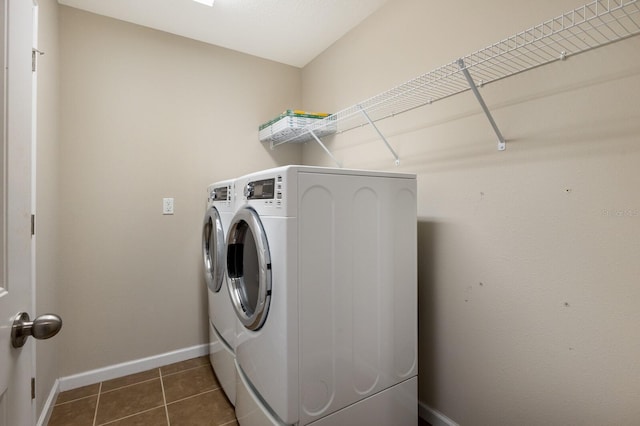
left=308, top=129, right=342, bottom=168
left=358, top=105, right=401, bottom=165
left=457, top=58, right=507, bottom=151
left=265, top=0, right=640, bottom=162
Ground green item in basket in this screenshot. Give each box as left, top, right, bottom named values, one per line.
left=259, top=109, right=331, bottom=131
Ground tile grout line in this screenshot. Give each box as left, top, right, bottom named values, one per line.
left=53, top=393, right=99, bottom=407
left=92, top=382, right=102, bottom=426
left=161, top=362, right=211, bottom=378
left=94, top=405, right=166, bottom=426
left=100, top=376, right=160, bottom=394
left=165, top=387, right=219, bottom=407
left=159, top=367, right=171, bottom=426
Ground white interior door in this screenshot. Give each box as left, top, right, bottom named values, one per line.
left=0, top=1, right=36, bottom=425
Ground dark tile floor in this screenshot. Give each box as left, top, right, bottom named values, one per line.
left=48, top=356, right=237, bottom=426
left=49, top=355, right=430, bottom=425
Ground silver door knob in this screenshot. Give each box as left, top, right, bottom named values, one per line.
left=11, top=312, right=62, bottom=348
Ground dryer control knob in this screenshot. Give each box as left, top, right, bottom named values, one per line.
left=244, top=183, right=254, bottom=198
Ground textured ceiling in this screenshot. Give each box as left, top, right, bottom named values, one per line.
left=57, top=0, right=390, bottom=68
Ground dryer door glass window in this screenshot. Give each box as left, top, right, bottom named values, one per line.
left=227, top=207, right=271, bottom=331
left=202, top=207, right=225, bottom=293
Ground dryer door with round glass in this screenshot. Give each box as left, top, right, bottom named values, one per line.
left=202, top=206, right=225, bottom=293
left=226, top=207, right=271, bottom=331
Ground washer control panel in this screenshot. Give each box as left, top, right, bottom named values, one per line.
left=208, top=184, right=233, bottom=209
left=245, top=174, right=284, bottom=208
left=210, top=186, right=229, bottom=201
left=245, top=178, right=275, bottom=199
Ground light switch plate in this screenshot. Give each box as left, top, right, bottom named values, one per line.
left=163, top=198, right=174, bottom=215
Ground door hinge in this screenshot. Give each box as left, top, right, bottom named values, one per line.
left=31, top=377, right=35, bottom=400
left=31, top=214, right=35, bottom=236
left=32, top=48, right=44, bottom=72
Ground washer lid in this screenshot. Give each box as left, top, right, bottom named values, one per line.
left=202, top=206, right=225, bottom=293
left=226, top=207, right=272, bottom=331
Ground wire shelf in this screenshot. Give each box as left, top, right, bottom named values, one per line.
left=271, top=0, right=640, bottom=148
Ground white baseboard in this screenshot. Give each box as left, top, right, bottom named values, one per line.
left=36, top=378, right=60, bottom=426
left=419, top=400, right=459, bottom=426
left=58, top=344, right=208, bottom=392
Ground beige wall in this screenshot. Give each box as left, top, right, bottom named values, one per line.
left=38, top=0, right=640, bottom=423
left=302, top=0, right=640, bottom=424
left=35, top=0, right=61, bottom=418
left=57, top=6, right=301, bottom=376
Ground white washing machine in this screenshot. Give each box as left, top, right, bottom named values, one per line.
left=202, top=179, right=236, bottom=405
left=226, top=165, right=418, bottom=426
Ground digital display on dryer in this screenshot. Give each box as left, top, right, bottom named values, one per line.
left=247, top=178, right=275, bottom=199
left=212, top=186, right=228, bottom=201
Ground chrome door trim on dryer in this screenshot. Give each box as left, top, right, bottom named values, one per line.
left=226, top=207, right=272, bottom=331
left=203, top=206, right=225, bottom=293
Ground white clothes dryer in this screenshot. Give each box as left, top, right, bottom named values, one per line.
left=226, top=166, right=418, bottom=426
left=202, top=179, right=236, bottom=405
